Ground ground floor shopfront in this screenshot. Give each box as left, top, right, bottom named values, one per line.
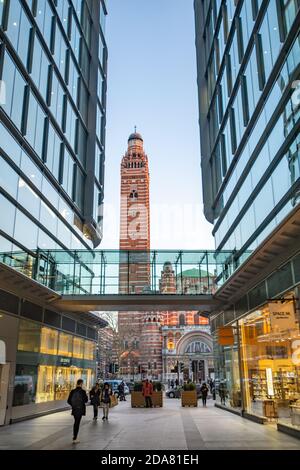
left=0, top=284, right=105, bottom=425
left=212, top=251, right=300, bottom=437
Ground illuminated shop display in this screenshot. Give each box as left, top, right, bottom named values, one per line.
left=13, top=321, right=96, bottom=407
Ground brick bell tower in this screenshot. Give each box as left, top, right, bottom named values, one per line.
left=118, top=131, right=151, bottom=378
left=119, top=130, right=150, bottom=294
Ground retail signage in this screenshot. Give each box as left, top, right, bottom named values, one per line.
left=266, top=368, right=274, bottom=396
left=59, top=357, right=71, bottom=366
left=269, top=302, right=296, bottom=331
left=0, top=340, right=5, bottom=364
left=217, top=326, right=234, bottom=345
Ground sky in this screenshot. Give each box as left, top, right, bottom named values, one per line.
left=100, top=0, right=214, bottom=250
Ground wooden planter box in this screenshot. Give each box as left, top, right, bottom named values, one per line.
left=152, top=391, right=163, bottom=407
left=131, top=391, right=163, bottom=408
left=181, top=390, right=198, bottom=407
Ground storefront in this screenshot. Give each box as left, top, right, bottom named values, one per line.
left=240, top=295, right=300, bottom=428
left=214, top=289, right=300, bottom=432
left=12, top=319, right=96, bottom=419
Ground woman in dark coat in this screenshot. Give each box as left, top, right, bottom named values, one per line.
left=89, top=383, right=101, bottom=420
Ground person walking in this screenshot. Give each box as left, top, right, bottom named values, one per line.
left=67, top=379, right=88, bottom=444
left=219, top=381, right=227, bottom=405
left=200, top=382, right=209, bottom=407
left=89, top=383, right=100, bottom=420
left=100, top=382, right=112, bottom=421
left=142, top=379, right=153, bottom=408
left=118, top=380, right=126, bottom=401
left=211, top=382, right=216, bottom=400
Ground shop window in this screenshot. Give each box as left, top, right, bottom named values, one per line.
left=21, top=300, right=43, bottom=323
left=54, top=366, right=73, bottom=400
left=0, top=289, right=19, bottom=314
left=17, top=319, right=41, bottom=353
left=84, top=340, right=95, bottom=360
left=62, top=316, right=76, bottom=333
left=293, top=254, right=300, bottom=283
left=40, top=327, right=58, bottom=355
left=58, top=332, right=73, bottom=357
left=44, top=309, right=61, bottom=328
left=240, top=303, right=300, bottom=425
left=267, top=263, right=293, bottom=298
left=13, top=364, right=38, bottom=406
left=248, top=281, right=267, bottom=310
left=36, top=365, right=54, bottom=403
left=73, top=336, right=84, bottom=359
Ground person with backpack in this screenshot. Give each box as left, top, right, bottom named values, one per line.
left=89, top=383, right=101, bottom=420
left=100, top=382, right=112, bottom=421
left=67, top=379, right=88, bottom=444
left=118, top=381, right=126, bottom=401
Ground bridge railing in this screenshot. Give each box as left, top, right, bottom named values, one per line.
left=0, top=249, right=251, bottom=295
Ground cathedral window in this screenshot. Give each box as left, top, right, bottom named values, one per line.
left=129, top=190, right=138, bottom=199
left=179, top=314, right=185, bottom=326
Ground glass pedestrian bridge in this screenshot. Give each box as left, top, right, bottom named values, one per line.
left=0, top=249, right=247, bottom=297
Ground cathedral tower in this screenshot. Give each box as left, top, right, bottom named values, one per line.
left=118, top=131, right=151, bottom=378
left=119, top=131, right=150, bottom=294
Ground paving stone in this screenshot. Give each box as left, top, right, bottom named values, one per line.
left=0, top=400, right=299, bottom=450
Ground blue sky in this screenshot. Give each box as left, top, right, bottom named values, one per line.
left=101, top=0, right=214, bottom=249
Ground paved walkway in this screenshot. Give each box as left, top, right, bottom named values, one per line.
left=0, top=399, right=299, bottom=450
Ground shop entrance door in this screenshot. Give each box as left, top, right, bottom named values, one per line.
left=0, top=364, right=10, bottom=426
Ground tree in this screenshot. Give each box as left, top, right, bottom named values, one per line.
left=97, top=312, right=141, bottom=378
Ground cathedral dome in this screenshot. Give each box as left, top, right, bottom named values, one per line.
left=128, top=132, right=143, bottom=142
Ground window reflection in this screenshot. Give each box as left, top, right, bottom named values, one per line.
left=18, top=320, right=41, bottom=353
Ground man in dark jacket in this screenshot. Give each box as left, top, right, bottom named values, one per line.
left=67, top=379, right=88, bottom=444
left=200, top=382, right=209, bottom=407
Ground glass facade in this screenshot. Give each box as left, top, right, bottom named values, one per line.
left=213, top=291, right=300, bottom=429
left=214, top=323, right=242, bottom=410
left=210, top=248, right=300, bottom=430
left=13, top=319, right=95, bottom=406
left=195, top=0, right=300, bottom=284
left=195, top=0, right=300, bottom=434
left=240, top=297, right=300, bottom=426
left=0, top=0, right=108, bottom=254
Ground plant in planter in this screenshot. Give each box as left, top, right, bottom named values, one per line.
left=133, top=382, right=143, bottom=392
left=183, top=382, right=196, bottom=391
left=152, top=381, right=163, bottom=407
left=153, top=381, right=163, bottom=392
left=182, top=382, right=198, bottom=407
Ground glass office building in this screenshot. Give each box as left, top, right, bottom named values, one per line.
left=195, top=0, right=300, bottom=434
left=0, top=0, right=108, bottom=424
left=0, top=0, right=107, bottom=253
